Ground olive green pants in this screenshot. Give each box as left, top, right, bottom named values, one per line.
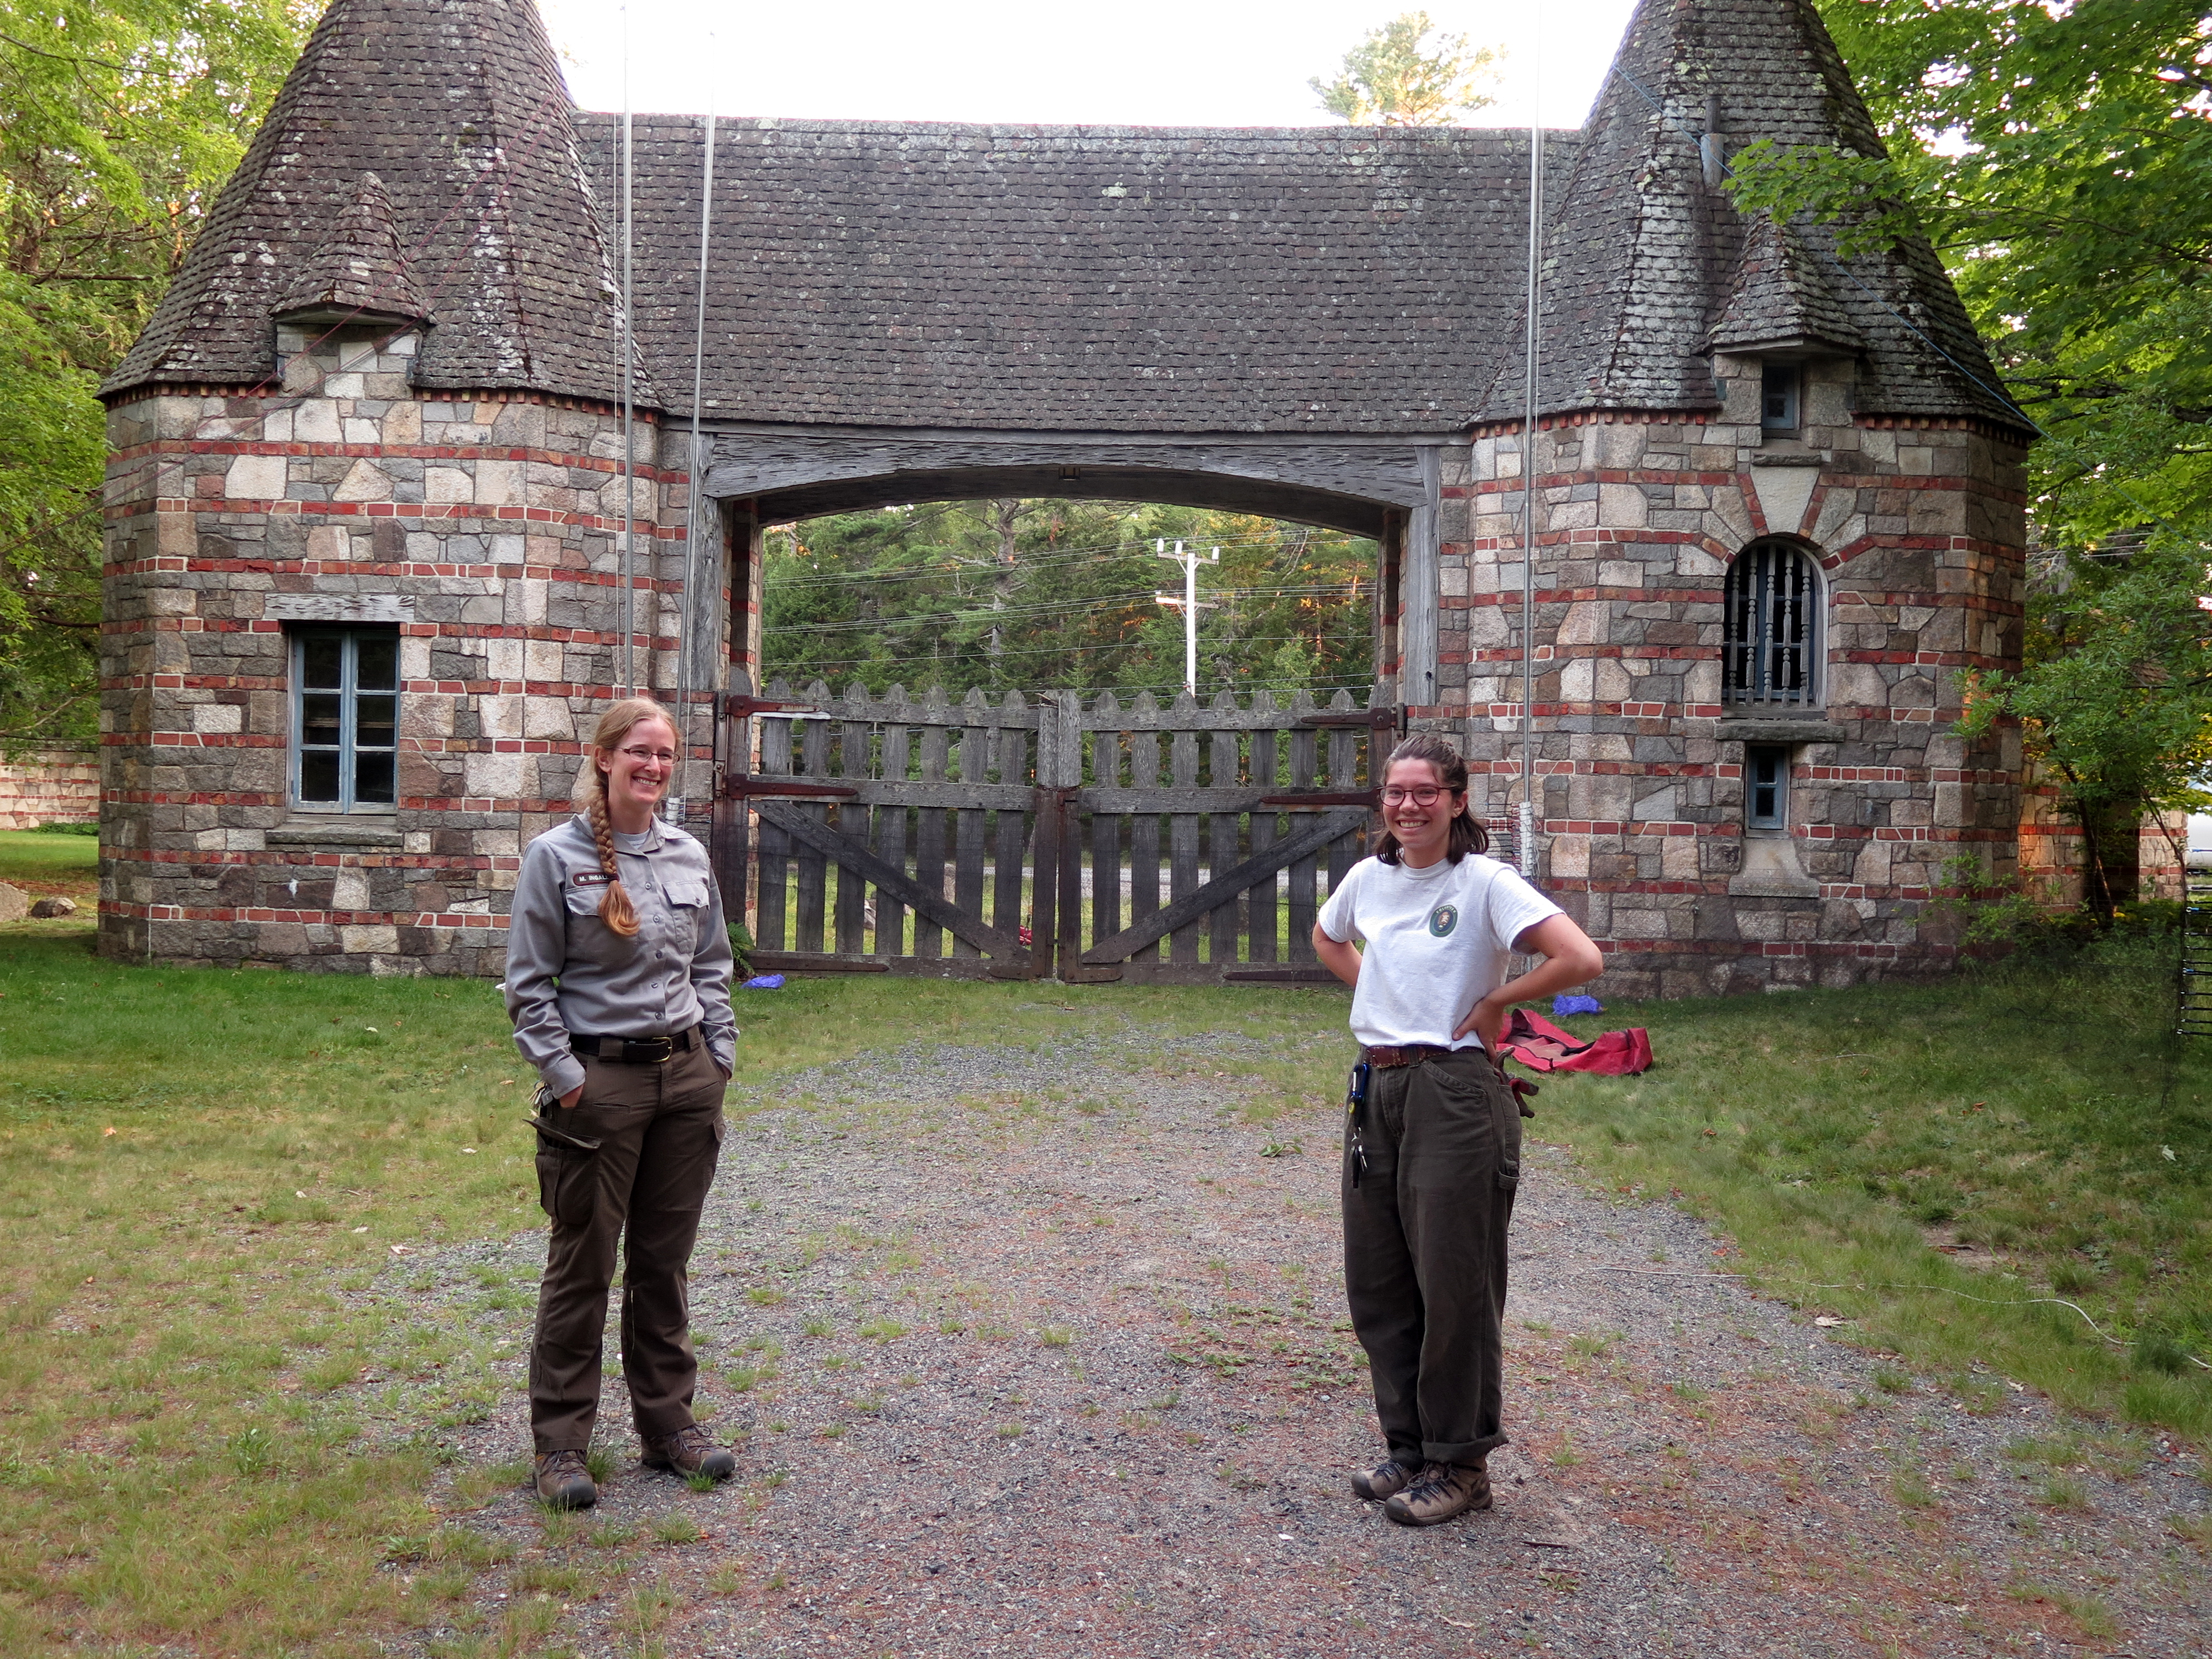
left=529, top=1039, right=726, bottom=1455
left=1342, top=1046, right=1521, bottom=1467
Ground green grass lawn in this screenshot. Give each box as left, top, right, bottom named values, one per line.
left=0, top=916, right=2205, bottom=1653
left=1536, top=938, right=2212, bottom=1435
left=0, top=828, right=97, bottom=901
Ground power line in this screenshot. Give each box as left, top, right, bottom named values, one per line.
left=1520, top=17, right=1543, bottom=880
left=766, top=582, right=1372, bottom=635
left=671, top=67, right=717, bottom=818
left=618, top=2, right=636, bottom=696
left=769, top=629, right=1371, bottom=667
left=761, top=529, right=1376, bottom=589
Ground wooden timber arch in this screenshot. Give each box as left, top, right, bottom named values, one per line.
left=700, top=431, right=1452, bottom=712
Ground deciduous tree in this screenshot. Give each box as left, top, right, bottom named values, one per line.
left=0, top=1, right=311, bottom=748
left=761, top=501, right=1376, bottom=705
left=1309, top=10, right=1498, bottom=127
left=1731, top=1, right=2212, bottom=910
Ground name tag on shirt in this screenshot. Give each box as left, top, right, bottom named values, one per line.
left=571, top=870, right=612, bottom=888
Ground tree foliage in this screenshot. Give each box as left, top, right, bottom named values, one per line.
left=761, top=500, right=1376, bottom=704
left=1731, top=1, right=2212, bottom=906
left=1959, top=544, right=2212, bottom=912
left=0, top=1, right=312, bottom=749
left=1309, top=9, right=1498, bottom=127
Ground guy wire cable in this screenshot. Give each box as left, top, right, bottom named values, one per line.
left=674, top=61, right=718, bottom=825
left=1518, top=18, right=1543, bottom=881
left=619, top=2, right=637, bottom=698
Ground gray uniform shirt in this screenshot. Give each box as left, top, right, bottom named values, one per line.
left=504, top=814, right=738, bottom=1098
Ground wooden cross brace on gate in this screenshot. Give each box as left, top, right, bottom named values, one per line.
left=749, top=798, right=1036, bottom=978
left=1070, top=805, right=1370, bottom=976
left=712, top=676, right=1396, bottom=983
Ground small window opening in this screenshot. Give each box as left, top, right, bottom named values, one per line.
left=1746, top=745, right=1790, bottom=830
left=1761, top=362, right=1800, bottom=432
left=1723, top=540, right=1820, bottom=706
left=292, top=627, right=399, bottom=812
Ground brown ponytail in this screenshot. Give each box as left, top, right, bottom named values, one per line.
left=578, top=695, right=674, bottom=937
left=1371, top=730, right=1490, bottom=865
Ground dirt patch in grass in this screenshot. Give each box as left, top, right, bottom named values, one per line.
left=0, top=829, right=97, bottom=903
left=6, top=935, right=2210, bottom=1656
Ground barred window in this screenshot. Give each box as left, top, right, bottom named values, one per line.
left=291, top=628, right=399, bottom=811
left=1723, top=542, right=1820, bottom=707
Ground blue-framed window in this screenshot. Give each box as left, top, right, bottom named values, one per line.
left=291, top=628, right=399, bottom=811
left=1761, top=361, right=1800, bottom=432
left=1747, top=744, right=1790, bottom=831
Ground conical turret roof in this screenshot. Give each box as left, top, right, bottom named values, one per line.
left=106, top=0, right=2016, bottom=437
left=1475, top=0, right=2023, bottom=432
left=103, top=0, right=639, bottom=404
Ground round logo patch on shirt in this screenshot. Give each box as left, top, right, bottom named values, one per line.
left=1426, top=902, right=1459, bottom=938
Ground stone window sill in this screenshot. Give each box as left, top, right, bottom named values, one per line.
left=1729, top=832, right=1822, bottom=899
left=267, top=815, right=403, bottom=851
left=1716, top=717, right=1844, bottom=745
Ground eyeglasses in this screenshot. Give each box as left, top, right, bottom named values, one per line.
left=1381, top=785, right=1451, bottom=806
left=616, top=745, right=678, bottom=764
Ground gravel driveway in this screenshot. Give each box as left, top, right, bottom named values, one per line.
left=390, top=1030, right=2210, bottom=1657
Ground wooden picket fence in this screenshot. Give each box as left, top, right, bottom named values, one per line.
left=709, top=674, right=1481, bottom=983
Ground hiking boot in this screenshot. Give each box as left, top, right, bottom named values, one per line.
left=641, top=1424, right=736, bottom=1481
left=534, top=1449, right=597, bottom=1510
left=1351, top=1455, right=1421, bottom=1501
left=1382, top=1460, right=1492, bottom=1527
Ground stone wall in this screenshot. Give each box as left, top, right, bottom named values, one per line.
left=0, top=747, right=98, bottom=829
left=1444, top=353, right=2030, bottom=995
left=98, top=321, right=2030, bottom=989
left=98, top=320, right=725, bottom=973
left=2017, top=778, right=2186, bottom=907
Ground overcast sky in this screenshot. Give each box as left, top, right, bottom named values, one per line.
left=533, top=1, right=1641, bottom=131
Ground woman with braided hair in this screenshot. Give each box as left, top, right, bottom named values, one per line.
left=505, top=696, right=739, bottom=1509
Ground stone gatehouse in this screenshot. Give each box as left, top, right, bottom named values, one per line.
left=96, top=0, right=2032, bottom=995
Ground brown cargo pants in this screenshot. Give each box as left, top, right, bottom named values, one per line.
left=1342, top=1045, right=1522, bottom=1468
left=529, top=1038, right=726, bottom=1455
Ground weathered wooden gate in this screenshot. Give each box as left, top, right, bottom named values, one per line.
left=709, top=673, right=1438, bottom=983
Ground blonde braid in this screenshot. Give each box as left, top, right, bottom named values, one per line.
left=578, top=719, right=646, bottom=938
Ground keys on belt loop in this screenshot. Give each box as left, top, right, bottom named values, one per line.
left=1345, top=1060, right=1372, bottom=1187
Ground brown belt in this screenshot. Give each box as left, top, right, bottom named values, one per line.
left=1365, top=1042, right=1483, bottom=1068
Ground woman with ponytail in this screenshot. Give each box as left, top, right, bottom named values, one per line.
left=1313, top=731, right=1602, bottom=1528
left=504, top=697, right=739, bottom=1509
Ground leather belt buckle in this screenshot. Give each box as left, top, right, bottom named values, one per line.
left=573, top=1033, right=676, bottom=1065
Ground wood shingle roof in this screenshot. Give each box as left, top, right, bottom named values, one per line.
left=103, top=0, right=2026, bottom=439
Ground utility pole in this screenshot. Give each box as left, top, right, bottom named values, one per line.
left=1154, top=539, right=1219, bottom=696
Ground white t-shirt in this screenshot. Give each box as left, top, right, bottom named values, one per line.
left=1317, top=852, right=1564, bottom=1051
